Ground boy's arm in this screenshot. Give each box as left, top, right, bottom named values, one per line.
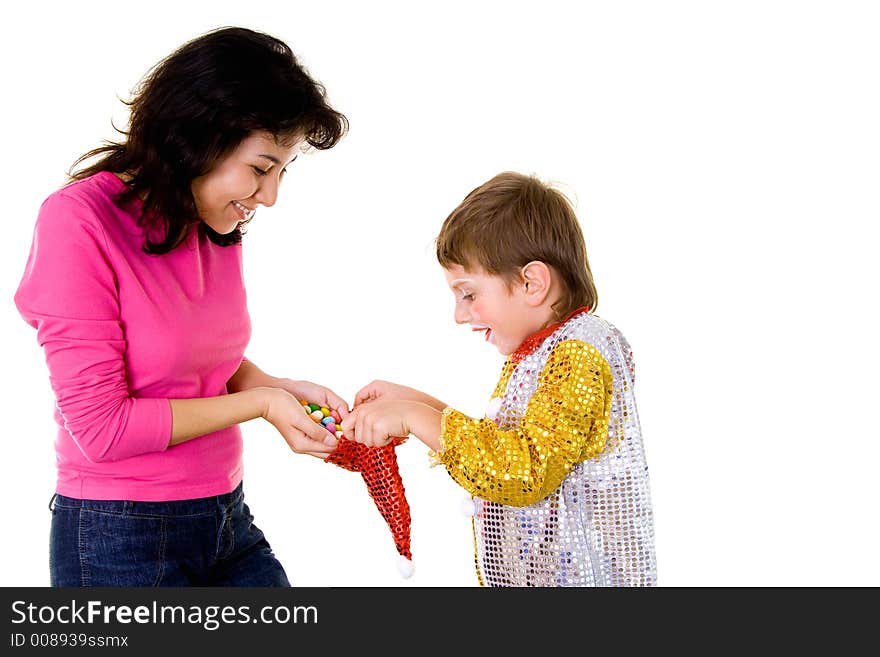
left=437, top=339, right=613, bottom=507
left=403, top=402, right=443, bottom=450
left=353, top=380, right=447, bottom=412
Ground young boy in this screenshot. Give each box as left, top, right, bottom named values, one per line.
left=342, top=172, right=656, bottom=586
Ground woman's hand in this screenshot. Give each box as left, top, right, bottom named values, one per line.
left=277, top=379, right=350, bottom=420
left=259, top=387, right=339, bottom=455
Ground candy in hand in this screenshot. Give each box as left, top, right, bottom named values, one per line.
left=300, top=401, right=343, bottom=439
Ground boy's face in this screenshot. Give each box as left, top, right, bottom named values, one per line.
left=444, top=264, right=546, bottom=356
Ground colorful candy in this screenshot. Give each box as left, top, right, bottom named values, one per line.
left=302, top=400, right=344, bottom=440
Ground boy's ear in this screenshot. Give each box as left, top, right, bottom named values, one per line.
left=520, top=261, right=552, bottom=306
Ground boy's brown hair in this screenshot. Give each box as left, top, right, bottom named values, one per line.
left=436, top=171, right=598, bottom=319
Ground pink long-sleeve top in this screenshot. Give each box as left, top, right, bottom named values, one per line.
left=15, top=171, right=250, bottom=501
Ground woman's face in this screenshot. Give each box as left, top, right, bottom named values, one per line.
left=191, top=131, right=301, bottom=234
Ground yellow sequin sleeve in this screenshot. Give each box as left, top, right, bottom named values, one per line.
left=436, top=339, right=613, bottom=507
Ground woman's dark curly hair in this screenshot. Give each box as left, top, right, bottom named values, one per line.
left=70, top=26, right=348, bottom=254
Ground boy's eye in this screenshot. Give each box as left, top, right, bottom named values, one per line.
left=252, top=166, right=270, bottom=176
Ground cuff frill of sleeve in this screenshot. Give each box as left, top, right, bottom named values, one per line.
left=427, top=406, right=458, bottom=467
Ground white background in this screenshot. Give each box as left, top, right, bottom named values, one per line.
left=1, top=1, right=877, bottom=587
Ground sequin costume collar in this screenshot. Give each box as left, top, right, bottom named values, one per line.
left=510, top=306, right=591, bottom=363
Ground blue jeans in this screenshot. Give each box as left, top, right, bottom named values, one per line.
left=49, top=482, right=290, bottom=587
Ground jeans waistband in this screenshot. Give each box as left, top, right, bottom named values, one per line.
left=49, top=482, right=244, bottom=518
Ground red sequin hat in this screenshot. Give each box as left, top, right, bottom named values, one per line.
left=326, top=436, right=414, bottom=578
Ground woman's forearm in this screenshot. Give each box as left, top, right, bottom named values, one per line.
left=226, top=359, right=279, bottom=393
left=169, top=388, right=268, bottom=446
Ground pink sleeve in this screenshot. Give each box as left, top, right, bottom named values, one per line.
left=14, top=191, right=171, bottom=463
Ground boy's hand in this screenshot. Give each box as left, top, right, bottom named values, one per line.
left=354, top=380, right=415, bottom=406
left=354, top=380, right=448, bottom=412
left=342, top=400, right=444, bottom=451
left=341, top=400, right=413, bottom=447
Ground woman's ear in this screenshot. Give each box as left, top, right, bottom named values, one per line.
left=520, top=261, right=552, bottom=306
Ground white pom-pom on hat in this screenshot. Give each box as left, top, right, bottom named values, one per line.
left=397, top=555, right=414, bottom=579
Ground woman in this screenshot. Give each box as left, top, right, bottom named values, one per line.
left=14, top=26, right=348, bottom=586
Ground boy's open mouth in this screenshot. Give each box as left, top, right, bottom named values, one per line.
left=472, top=325, right=491, bottom=342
